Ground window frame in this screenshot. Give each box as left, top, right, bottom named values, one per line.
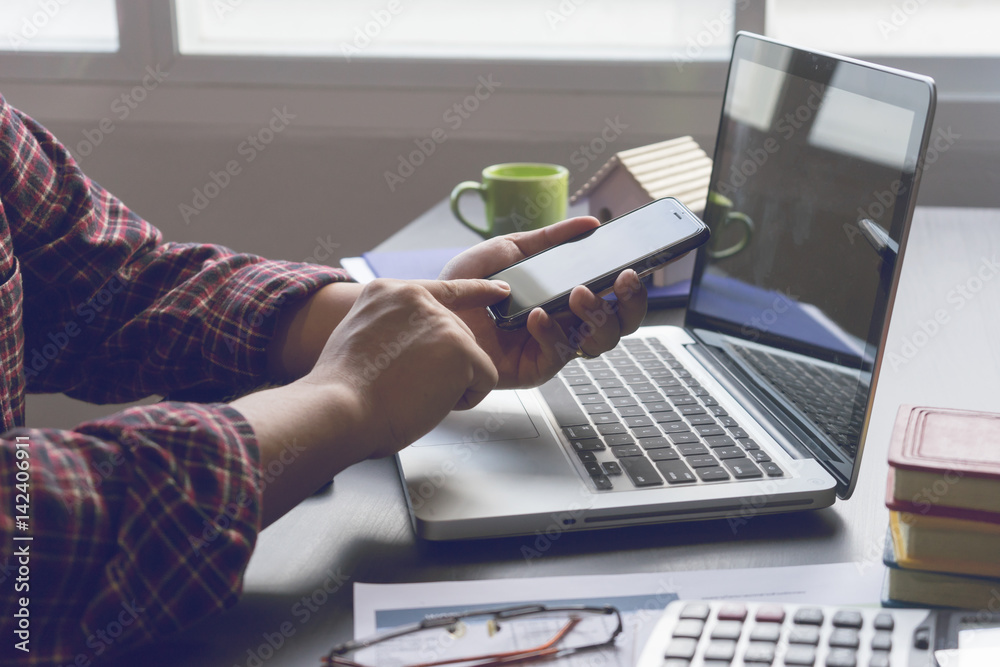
left=0, top=1, right=996, bottom=112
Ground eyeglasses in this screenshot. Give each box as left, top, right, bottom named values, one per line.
left=322, top=604, right=623, bottom=667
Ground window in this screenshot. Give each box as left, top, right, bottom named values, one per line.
left=768, top=0, right=1000, bottom=56
left=174, top=0, right=735, bottom=61
left=0, top=0, right=118, bottom=53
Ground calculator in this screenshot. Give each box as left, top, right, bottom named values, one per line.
left=635, top=599, right=970, bottom=666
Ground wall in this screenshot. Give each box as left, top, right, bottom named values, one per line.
left=3, top=79, right=997, bottom=430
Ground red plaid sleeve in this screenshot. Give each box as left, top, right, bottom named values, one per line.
left=2, top=95, right=349, bottom=402
left=0, top=93, right=351, bottom=664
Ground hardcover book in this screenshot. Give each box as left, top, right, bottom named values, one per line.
left=887, top=405, right=1000, bottom=517
left=882, top=529, right=1000, bottom=609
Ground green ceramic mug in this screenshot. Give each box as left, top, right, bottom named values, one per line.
left=450, top=163, right=569, bottom=238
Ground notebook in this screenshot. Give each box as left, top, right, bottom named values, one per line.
left=397, top=32, right=937, bottom=540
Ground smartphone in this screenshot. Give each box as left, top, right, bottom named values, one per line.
left=486, top=197, right=710, bottom=330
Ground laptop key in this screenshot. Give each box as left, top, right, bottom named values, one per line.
left=648, top=448, right=680, bottom=461
left=611, top=396, right=638, bottom=407
left=662, top=386, right=690, bottom=396
left=617, top=405, right=646, bottom=417
left=718, top=416, right=740, bottom=428
left=668, top=433, right=700, bottom=445
left=595, top=377, right=623, bottom=388
left=724, top=458, right=764, bottom=479
left=653, top=411, right=683, bottom=424
left=624, top=415, right=653, bottom=428
left=584, top=461, right=603, bottom=476
left=638, top=392, right=668, bottom=404
left=697, top=466, right=730, bottom=482
left=578, top=394, right=606, bottom=405
left=670, top=396, right=698, bottom=406
left=686, top=455, right=719, bottom=468
left=655, top=459, right=697, bottom=484
left=761, top=461, right=784, bottom=477
left=563, top=424, right=597, bottom=440
left=638, top=436, right=671, bottom=450
left=714, top=447, right=745, bottom=459
left=620, top=457, right=664, bottom=487
left=655, top=376, right=682, bottom=387
left=592, top=475, right=613, bottom=490
left=695, top=425, right=726, bottom=437
left=611, top=444, right=643, bottom=458
left=645, top=401, right=675, bottom=413
left=687, top=415, right=716, bottom=426
left=705, top=435, right=736, bottom=448
left=601, top=461, right=622, bottom=475
left=538, top=379, right=589, bottom=426
left=597, top=423, right=627, bottom=435
left=662, top=422, right=692, bottom=434
left=700, top=396, right=719, bottom=406
left=576, top=451, right=597, bottom=462
left=729, top=427, right=750, bottom=439
left=584, top=402, right=613, bottom=415
left=631, top=383, right=659, bottom=393
left=741, top=439, right=760, bottom=450
left=748, top=450, right=771, bottom=463
left=603, top=386, right=631, bottom=398
left=630, top=426, right=662, bottom=439
left=709, top=406, right=728, bottom=416
left=591, top=413, right=620, bottom=426
left=564, top=375, right=592, bottom=386
left=679, top=405, right=706, bottom=416
left=571, top=384, right=599, bottom=395
left=677, top=443, right=709, bottom=456
left=570, top=438, right=605, bottom=452
left=604, top=434, right=635, bottom=447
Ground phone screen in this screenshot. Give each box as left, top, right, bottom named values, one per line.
left=487, top=198, right=708, bottom=327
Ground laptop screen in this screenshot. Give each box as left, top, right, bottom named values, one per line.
left=686, top=33, right=935, bottom=489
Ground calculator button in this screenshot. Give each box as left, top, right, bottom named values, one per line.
left=749, top=622, right=781, bottom=642
left=717, top=603, right=748, bottom=621
left=704, top=640, right=736, bottom=661
left=792, top=608, right=825, bottom=625
left=664, top=637, right=698, bottom=659
left=672, top=618, right=705, bottom=638
left=868, top=651, right=891, bottom=667
left=788, top=625, right=821, bottom=645
left=828, top=628, right=860, bottom=649
left=872, top=612, right=894, bottom=631
left=870, top=630, right=892, bottom=651
left=824, top=647, right=858, bottom=667
left=832, top=610, right=863, bottom=628
left=710, top=620, right=743, bottom=640
left=679, top=602, right=711, bottom=620
left=783, top=644, right=817, bottom=665
left=743, top=641, right=776, bottom=663
left=755, top=605, right=786, bottom=624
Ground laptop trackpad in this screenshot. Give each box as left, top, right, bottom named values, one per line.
left=411, top=391, right=540, bottom=446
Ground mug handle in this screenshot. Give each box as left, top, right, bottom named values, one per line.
left=449, top=181, right=491, bottom=238
left=708, top=211, right=754, bottom=259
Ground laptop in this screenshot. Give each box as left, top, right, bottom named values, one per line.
left=397, top=32, right=937, bottom=540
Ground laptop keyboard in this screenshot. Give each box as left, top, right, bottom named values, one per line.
left=732, top=346, right=865, bottom=458
left=540, top=337, right=784, bottom=491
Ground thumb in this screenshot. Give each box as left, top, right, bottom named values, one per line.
left=415, top=278, right=511, bottom=311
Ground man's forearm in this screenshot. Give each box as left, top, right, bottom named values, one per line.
left=267, top=282, right=365, bottom=381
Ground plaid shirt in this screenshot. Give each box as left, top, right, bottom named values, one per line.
left=0, top=94, right=349, bottom=664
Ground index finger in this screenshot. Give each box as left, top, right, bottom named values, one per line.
left=412, top=278, right=511, bottom=311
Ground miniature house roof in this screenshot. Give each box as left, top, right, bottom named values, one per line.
left=569, top=136, right=712, bottom=212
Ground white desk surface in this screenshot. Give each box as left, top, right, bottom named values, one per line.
left=106, top=205, right=1000, bottom=666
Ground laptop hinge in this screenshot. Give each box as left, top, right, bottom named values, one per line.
left=684, top=337, right=851, bottom=496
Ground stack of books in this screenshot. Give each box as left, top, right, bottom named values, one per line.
left=882, top=405, right=1000, bottom=608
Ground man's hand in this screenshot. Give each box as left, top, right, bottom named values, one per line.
left=234, top=277, right=509, bottom=523
left=439, top=216, right=648, bottom=389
